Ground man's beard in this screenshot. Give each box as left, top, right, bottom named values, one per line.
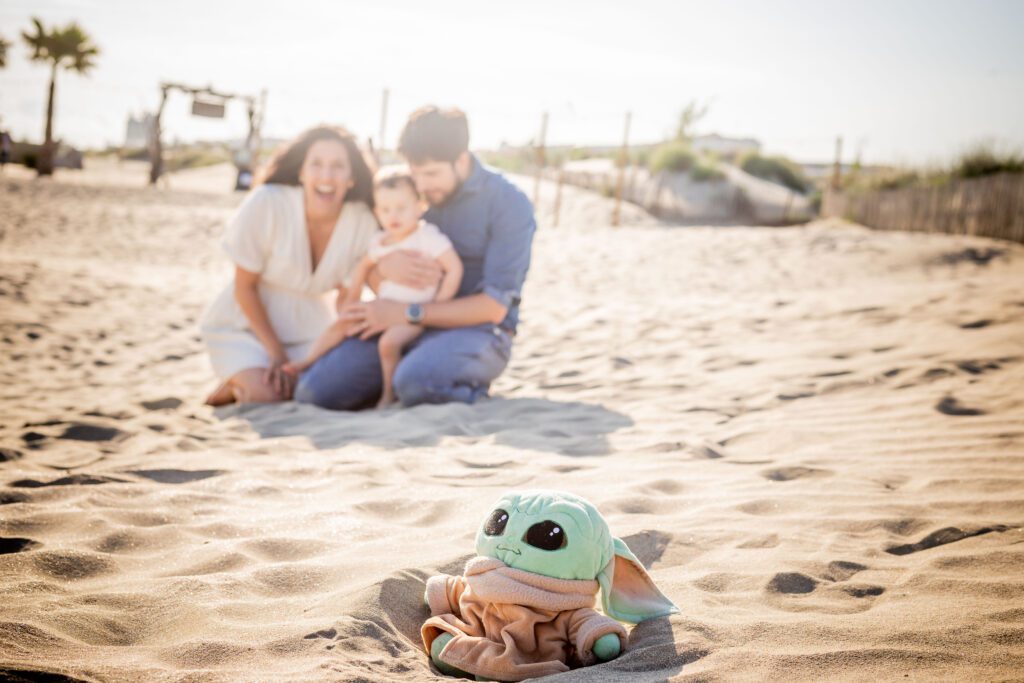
left=427, top=165, right=463, bottom=207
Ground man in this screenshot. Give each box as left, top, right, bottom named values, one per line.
left=295, top=106, right=536, bottom=409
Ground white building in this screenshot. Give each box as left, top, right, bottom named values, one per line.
left=125, top=113, right=155, bottom=149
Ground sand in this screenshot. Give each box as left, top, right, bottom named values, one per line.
left=1, top=161, right=1023, bottom=682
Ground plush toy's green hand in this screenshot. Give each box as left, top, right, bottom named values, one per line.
left=431, top=633, right=472, bottom=678
left=592, top=633, right=621, bottom=661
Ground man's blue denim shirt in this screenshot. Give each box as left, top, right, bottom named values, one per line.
left=423, top=156, right=536, bottom=333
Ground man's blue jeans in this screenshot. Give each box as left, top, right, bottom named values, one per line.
left=294, top=326, right=513, bottom=410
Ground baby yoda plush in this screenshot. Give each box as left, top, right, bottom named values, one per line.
left=421, top=490, right=678, bottom=681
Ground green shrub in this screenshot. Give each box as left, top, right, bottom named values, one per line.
left=951, top=146, right=1024, bottom=179
left=739, top=153, right=811, bottom=193
left=807, top=189, right=823, bottom=214
left=631, top=148, right=650, bottom=167
left=478, top=150, right=530, bottom=173
left=649, top=141, right=696, bottom=173
left=865, top=170, right=920, bottom=191
left=119, top=146, right=149, bottom=161
left=690, top=158, right=725, bottom=182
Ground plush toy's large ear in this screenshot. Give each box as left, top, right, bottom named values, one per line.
left=597, top=537, right=679, bottom=624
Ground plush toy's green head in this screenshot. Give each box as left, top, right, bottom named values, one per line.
left=474, top=490, right=679, bottom=623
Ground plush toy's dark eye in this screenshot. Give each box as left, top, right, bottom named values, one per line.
left=524, top=520, right=567, bottom=551
left=483, top=509, right=509, bottom=536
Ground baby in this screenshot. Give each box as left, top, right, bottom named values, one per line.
left=285, top=169, right=463, bottom=407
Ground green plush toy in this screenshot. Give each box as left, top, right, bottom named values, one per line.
left=421, top=490, right=678, bottom=681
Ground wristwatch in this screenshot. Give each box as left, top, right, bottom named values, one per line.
left=405, top=303, right=425, bottom=325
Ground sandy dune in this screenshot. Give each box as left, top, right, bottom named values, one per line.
left=1, top=163, right=1023, bottom=681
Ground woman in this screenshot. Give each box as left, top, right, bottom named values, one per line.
left=201, top=125, right=377, bottom=405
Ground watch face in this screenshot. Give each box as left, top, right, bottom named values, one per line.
left=407, top=303, right=423, bottom=324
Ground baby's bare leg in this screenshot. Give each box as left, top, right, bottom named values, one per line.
left=284, top=320, right=350, bottom=374
left=377, top=324, right=424, bottom=408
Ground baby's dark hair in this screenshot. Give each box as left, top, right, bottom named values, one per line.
left=373, top=167, right=419, bottom=197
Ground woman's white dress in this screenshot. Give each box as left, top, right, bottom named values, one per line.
left=200, top=184, right=378, bottom=380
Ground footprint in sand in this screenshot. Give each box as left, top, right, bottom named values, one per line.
left=0, top=537, right=39, bottom=554
left=59, top=423, right=125, bottom=442
left=21, top=431, right=46, bottom=444
left=822, top=560, right=867, bottom=582
left=303, top=628, right=337, bottom=640
left=761, top=466, right=833, bottom=482
left=0, top=491, right=31, bottom=505
left=955, top=360, right=1004, bottom=375
left=10, top=474, right=131, bottom=488
left=140, top=397, right=183, bottom=411
left=842, top=585, right=885, bottom=598
left=128, top=469, right=223, bottom=484
left=885, top=525, right=1008, bottom=556
left=935, top=396, right=985, bottom=416
left=767, top=572, right=818, bottom=594
left=777, top=391, right=815, bottom=401
left=0, top=448, right=22, bottom=462
left=936, top=247, right=1006, bottom=266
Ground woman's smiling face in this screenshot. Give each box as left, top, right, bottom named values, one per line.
left=299, top=138, right=353, bottom=216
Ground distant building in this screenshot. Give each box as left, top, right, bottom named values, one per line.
left=691, top=133, right=761, bottom=156
left=125, top=113, right=155, bottom=149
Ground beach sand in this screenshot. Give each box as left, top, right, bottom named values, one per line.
left=1, top=161, right=1023, bottom=681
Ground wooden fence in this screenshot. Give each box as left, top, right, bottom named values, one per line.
left=822, top=172, right=1024, bottom=244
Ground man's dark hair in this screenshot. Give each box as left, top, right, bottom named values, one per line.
left=398, top=106, right=469, bottom=164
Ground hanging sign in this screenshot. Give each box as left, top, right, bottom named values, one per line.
left=192, top=97, right=226, bottom=119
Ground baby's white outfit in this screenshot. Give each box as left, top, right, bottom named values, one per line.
left=368, top=220, right=454, bottom=303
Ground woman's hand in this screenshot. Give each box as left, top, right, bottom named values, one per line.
left=264, top=355, right=296, bottom=400
left=338, top=300, right=405, bottom=340
left=377, top=249, right=442, bottom=290
left=334, top=285, right=349, bottom=314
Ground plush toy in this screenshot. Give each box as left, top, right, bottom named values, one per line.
left=421, top=490, right=678, bottom=681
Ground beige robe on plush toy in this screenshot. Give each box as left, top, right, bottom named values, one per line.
left=421, top=556, right=627, bottom=681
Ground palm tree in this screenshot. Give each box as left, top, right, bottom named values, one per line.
left=21, top=17, right=99, bottom=175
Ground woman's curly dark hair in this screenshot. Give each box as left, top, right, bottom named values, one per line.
left=257, top=125, right=375, bottom=207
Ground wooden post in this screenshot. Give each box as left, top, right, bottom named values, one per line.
left=553, top=157, right=566, bottom=228
left=255, top=89, right=267, bottom=168
left=379, top=88, right=390, bottom=159
left=831, top=136, right=843, bottom=190
left=533, top=111, right=548, bottom=208
left=149, top=85, right=169, bottom=185
left=823, top=135, right=843, bottom=217
left=612, top=111, right=632, bottom=227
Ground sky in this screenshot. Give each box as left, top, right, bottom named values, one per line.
left=1, top=0, right=1022, bottom=165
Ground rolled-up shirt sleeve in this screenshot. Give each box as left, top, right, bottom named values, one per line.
left=480, top=186, right=536, bottom=310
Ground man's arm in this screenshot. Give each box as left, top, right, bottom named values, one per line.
left=340, top=291, right=506, bottom=338
left=473, top=184, right=535, bottom=323
left=424, top=292, right=504, bottom=326
left=343, top=182, right=535, bottom=335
